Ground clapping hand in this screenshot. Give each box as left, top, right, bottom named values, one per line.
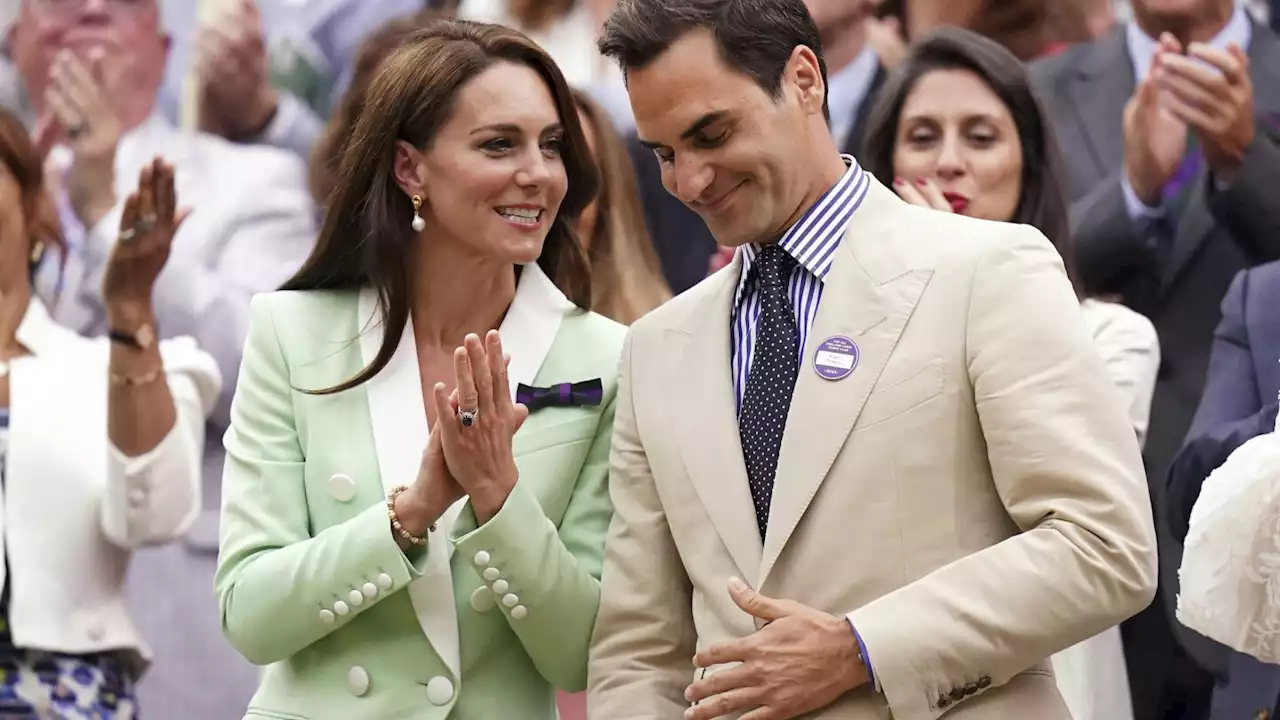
left=1123, top=33, right=1191, bottom=206
left=38, top=48, right=123, bottom=228
left=102, top=158, right=188, bottom=332
left=194, top=0, right=278, bottom=139
left=684, top=578, right=868, bottom=720
left=431, top=331, right=529, bottom=524
left=1153, top=37, right=1255, bottom=178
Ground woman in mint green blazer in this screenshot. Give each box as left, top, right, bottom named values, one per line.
left=214, top=19, right=626, bottom=719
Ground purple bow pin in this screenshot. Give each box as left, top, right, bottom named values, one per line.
left=516, top=379, right=603, bottom=412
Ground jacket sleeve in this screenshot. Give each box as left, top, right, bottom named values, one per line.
left=450, top=397, right=616, bottom=692
left=215, top=295, right=432, bottom=666
left=1166, top=269, right=1276, bottom=542
left=587, top=330, right=697, bottom=717
left=101, top=337, right=222, bottom=548
left=848, top=228, right=1158, bottom=719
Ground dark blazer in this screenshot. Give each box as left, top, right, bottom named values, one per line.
left=627, top=65, right=887, bottom=295
left=1167, top=262, right=1280, bottom=542
left=1166, top=260, right=1280, bottom=720
left=1032, top=22, right=1280, bottom=691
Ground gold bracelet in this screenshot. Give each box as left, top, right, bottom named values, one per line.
left=109, top=366, right=163, bottom=387
left=387, top=485, right=432, bottom=546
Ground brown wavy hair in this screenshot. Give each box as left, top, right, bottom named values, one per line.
left=0, top=108, right=64, bottom=281
left=572, top=89, right=669, bottom=324
left=284, top=19, right=598, bottom=394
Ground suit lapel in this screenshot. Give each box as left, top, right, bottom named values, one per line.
left=669, top=257, right=763, bottom=586
left=1069, top=29, right=1133, bottom=183
left=358, top=289, right=463, bottom=679
left=759, top=181, right=932, bottom=587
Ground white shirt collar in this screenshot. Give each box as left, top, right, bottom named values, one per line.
left=827, top=46, right=880, bottom=150
left=1126, top=4, right=1252, bottom=83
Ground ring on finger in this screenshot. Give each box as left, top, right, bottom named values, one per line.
left=458, top=407, right=479, bottom=428
left=117, top=227, right=137, bottom=243
left=135, top=214, right=157, bottom=233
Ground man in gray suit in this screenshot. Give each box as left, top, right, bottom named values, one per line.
left=1033, top=1, right=1280, bottom=719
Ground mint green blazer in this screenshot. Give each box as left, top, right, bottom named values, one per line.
left=215, top=265, right=626, bottom=719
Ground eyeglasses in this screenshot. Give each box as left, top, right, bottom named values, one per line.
left=31, top=0, right=149, bottom=16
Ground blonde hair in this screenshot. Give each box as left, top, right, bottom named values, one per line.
left=573, top=90, right=670, bottom=325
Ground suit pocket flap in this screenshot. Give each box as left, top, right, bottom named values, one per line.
left=858, top=360, right=945, bottom=428
left=513, top=414, right=599, bottom=456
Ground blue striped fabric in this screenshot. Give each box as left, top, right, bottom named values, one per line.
left=731, top=156, right=870, bottom=412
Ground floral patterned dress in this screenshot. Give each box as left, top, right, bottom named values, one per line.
left=0, top=408, right=138, bottom=720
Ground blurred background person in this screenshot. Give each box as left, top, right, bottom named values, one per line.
left=185, top=0, right=428, bottom=160
left=1166, top=258, right=1280, bottom=720
left=630, top=0, right=889, bottom=294
left=5, top=0, right=318, bottom=716
left=1032, top=0, right=1280, bottom=717
left=861, top=28, right=1159, bottom=720
left=0, top=107, right=220, bottom=719
left=572, top=88, right=669, bottom=325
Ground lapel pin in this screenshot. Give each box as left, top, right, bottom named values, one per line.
left=813, top=336, right=858, bottom=381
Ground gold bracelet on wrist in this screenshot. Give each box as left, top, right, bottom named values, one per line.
left=388, top=485, right=432, bottom=547
left=109, top=366, right=163, bottom=387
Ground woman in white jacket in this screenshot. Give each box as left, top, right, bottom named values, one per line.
left=0, top=107, right=219, bottom=718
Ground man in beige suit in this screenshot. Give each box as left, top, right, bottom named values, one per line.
left=587, top=1, right=1159, bottom=718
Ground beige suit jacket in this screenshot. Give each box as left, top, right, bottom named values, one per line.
left=587, top=178, right=1158, bottom=719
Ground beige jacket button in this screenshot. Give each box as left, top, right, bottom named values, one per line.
left=377, top=573, right=393, bottom=590
left=473, top=551, right=491, bottom=567
left=347, top=589, right=364, bottom=607
left=334, top=600, right=350, bottom=616
left=362, top=582, right=378, bottom=599
left=329, top=474, right=357, bottom=502
left=347, top=666, right=370, bottom=696
left=491, top=579, right=509, bottom=594
left=483, top=567, right=500, bottom=582
left=426, top=676, right=454, bottom=705
left=319, top=609, right=335, bottom=624
left=510, top=605, right=528, bottom=620
left=501, top=593, right=519, bottom=608
left=470, top=586, right=496, bottom=613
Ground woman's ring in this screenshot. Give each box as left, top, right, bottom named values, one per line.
left=458, top=408, right=478, bottom=427
left=118, top=228, right=137, bottom=243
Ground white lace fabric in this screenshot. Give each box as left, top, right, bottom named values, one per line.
left=1177, top=412, right=1280, bottom=664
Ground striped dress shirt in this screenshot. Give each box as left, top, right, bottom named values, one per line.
left=731, top=156, right=871, bottom=411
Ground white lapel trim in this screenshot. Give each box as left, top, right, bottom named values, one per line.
left=499, top=262, right=575, bottom=397
left=356, top=289, right=464, bottom=679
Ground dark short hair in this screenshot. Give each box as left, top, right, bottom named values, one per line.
left=598, top=0, right=830, bottom=119
left=860, top=27, right=1079, bottom=295
left=285, top=19, right=598, bottom=394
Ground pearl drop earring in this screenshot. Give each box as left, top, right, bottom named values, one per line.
left=411, top=195, right=426, bottom=232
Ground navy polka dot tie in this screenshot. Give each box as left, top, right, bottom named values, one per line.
left=739, top=245, right=799, bottom=539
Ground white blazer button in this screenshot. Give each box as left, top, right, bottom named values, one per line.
left=347, top=590, right=364, bottom=606
left=511, top=605, right=528, bottom=620
left=426, top=676, right=454, bottom=705
left=86, top=624, right=105, bottom=642
left=470, top=586, right=496, bottom=613
left=329, top=474, right=357, bottom=502
left=491, top=579, right=509, bottom=594
left=502, top=593, right=519, bottom=608
left=319, top=609, right=335, bottom=624
left=347, top=666, right=370, bottom=696
left=334, top=600, right=350, bottom=616
left=362, top=582, right=378, bottom=599
left=128, top=488, right=146, bottom=506
left=473, top=551, right=490, bottom=567
left=482, top=567, right=500, bottom=582
left=377, top=573, right=393, bottom=590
